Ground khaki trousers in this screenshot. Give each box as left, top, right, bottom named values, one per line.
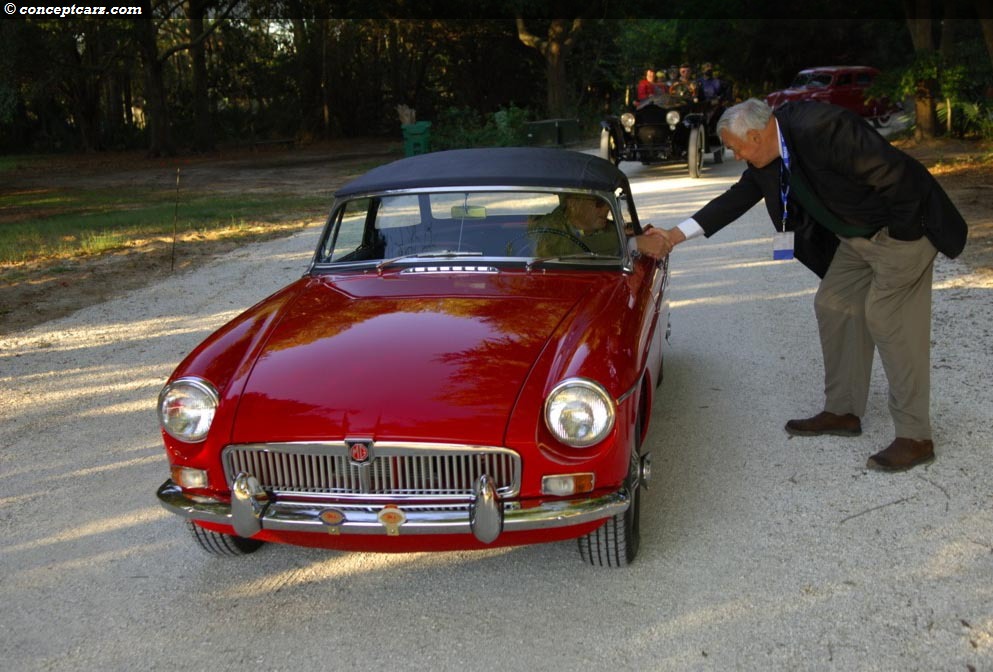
left=814, top=228, right=938, bottom=440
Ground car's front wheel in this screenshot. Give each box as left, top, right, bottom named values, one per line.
left=599, top=128, right=620, bottom=165
left=186, top=520, right=264, bottom=556
left=578, top=424, right=642, bottom=567
left=687, top=126, right=703, bottom=178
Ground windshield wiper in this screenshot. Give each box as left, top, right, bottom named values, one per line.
left=526, top=253, right=620, bottom=271
left=376, top=250, right=483, bottom=272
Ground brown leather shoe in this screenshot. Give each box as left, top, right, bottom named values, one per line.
left=866, top=438, right=935, bottom=472
left=785, top=411, right=862, bottom=437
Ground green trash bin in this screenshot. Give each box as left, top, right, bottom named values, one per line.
left=402, top=121, right=432, bottom=156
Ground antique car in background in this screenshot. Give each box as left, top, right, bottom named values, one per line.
left=600, top=92, right=725, bottom=177
left=765, top=66, right=901, bottom=127
left=156, top=147, right=670, bottom=567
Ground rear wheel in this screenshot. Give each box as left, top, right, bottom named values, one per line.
left=578, top=421, right=643, bottom=567
left=186, top=520, right=264, bottom=556
left=687, top=126, right=703, bottom=178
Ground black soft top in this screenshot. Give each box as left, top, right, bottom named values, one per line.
left=334, top=147, right=631, bottom=197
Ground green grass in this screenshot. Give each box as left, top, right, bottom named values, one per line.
left=0, top=186, right=330, bottom=264
left=0, top=154, right=42, bottom=173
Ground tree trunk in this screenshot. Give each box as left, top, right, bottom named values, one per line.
left=103, top=70, right=124, bottom=145
left=904, top=7, right=938, bottom=140
left=516, top=18, right=582, bottom=118
left=187, top=0, right=213, bottom=152
left=135, top=12, right=173, bottom=156
left=66, top=34, right=101, bottom=152
left=975, top=3, right=993, bottom=99
left=545, top=20, right=567, bottom=118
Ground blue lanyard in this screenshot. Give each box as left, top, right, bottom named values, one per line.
left=779, top=130, right=790, bottom=231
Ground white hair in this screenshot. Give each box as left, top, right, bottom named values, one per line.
left=716, top=98, right=773, bottom=138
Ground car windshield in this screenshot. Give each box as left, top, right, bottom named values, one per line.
left=638, top=92, right=688, bottom=108
left=316, top=190, right=625, bottom=266
left=791, top=72, right=833, bottom=88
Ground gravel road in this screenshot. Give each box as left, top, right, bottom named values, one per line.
left=1, top=156, right=991, bottom=672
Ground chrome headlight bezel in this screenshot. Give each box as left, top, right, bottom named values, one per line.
left=158, top=377, right=220, bottom=443
left=543, top=378, right=616, bottom=448
left=620, top=112, right=636, bottom=131
left=666, top=110, right=681, bottom=126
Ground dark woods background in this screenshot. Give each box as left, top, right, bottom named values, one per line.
left=3, top=1, right=993, bottom=157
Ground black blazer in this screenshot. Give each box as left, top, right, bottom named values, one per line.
left=694, top=101, right=968, bottom=277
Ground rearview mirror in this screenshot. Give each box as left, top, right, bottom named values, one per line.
left=451, top=205, right=486, bottom=219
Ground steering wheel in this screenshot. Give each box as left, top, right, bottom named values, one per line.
left=506, top=227, right=592, bottom=256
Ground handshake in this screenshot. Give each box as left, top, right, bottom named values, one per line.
left=635, top=225, right=686, bottom=259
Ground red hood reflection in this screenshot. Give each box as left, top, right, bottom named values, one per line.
left=231, top=270, right=605, bottom=445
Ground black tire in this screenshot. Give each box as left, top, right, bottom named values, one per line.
left=578, top=420, right=642, bottom=567
left=599, top=129, right=620, bottom=166
left=713, top=146, right=725, bottom=163
left=873, top=114, right=892, bottom=128
left=687, top=126, right=703, bottom=178
left=186, top=520, right=264, bottom=556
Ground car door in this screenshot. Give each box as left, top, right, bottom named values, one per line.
left=618, top=192, right=667, bottom=386
left=852, top=71, right=876, bottom=116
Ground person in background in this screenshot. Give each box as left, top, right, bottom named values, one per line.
left=670, top=63, right=698, bottom=99
left=698, top=62, right=730, bottom=133
left=698, top=62, right=728, bottom=104
left=636, top=67, right=660, bottom=104
left=654, top=70, right=669, bottom=95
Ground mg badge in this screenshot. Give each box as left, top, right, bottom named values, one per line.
left=348, top=441, right=371, bottom=464
left=378, top=505, right=407, bottom=536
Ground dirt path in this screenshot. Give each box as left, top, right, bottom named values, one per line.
left=2, top=155, right=990, bottom=672
left=1, top=138, right=991, bottom=336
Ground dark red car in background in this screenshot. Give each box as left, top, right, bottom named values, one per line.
left=765, top=66, right=900, bottom=127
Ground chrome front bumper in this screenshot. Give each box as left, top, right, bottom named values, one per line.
left=157, top=473, right=629, bottom=544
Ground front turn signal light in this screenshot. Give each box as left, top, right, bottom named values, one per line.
left=541, top=473, right=595, bottom=496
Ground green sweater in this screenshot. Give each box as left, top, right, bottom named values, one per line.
left=527, top=206, right=622, bottom=256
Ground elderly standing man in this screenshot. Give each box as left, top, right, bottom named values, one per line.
left=651, top=98, right=967, bottom=472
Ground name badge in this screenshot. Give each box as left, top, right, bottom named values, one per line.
left=773, top=231, right=795, bottom=260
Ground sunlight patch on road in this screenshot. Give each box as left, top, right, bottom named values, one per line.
left=669, top=286, right=817, bottom=310
left=6, top=506, right=170, bottom=554
left=0, top=310, right=242, bottom=359
left=934, top=270, right=993, bottom=289
left=46, top=454, right=162, bottom=481
left=218, top=546, right=517, bottom=598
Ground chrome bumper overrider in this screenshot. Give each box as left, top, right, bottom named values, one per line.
left=157, top=473, right=629, bottom=544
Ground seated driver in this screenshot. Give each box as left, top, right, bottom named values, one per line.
left=528, top=193, right=622, bottom=257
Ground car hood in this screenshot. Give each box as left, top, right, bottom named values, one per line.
left=229, top=271, right=604, bottom=446
left=768, top=86, right=809, bottom=101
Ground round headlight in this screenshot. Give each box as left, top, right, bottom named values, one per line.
left=544, top=378, right=615, bottom=448
left=666, top=110, right=681, bottom=126
left=158, top=377, right=219, bottom=442
left=620, top=112, right=636, bottom=130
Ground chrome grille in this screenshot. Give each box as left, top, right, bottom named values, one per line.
left=222, top=442, right=521, bottom=500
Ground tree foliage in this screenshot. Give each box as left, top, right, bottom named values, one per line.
left=2, top=9, right=993, bottom=155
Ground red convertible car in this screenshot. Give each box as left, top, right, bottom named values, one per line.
left=765, top=66, right=899, bottom=127
left=156, top=147, right=670, bottom=566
